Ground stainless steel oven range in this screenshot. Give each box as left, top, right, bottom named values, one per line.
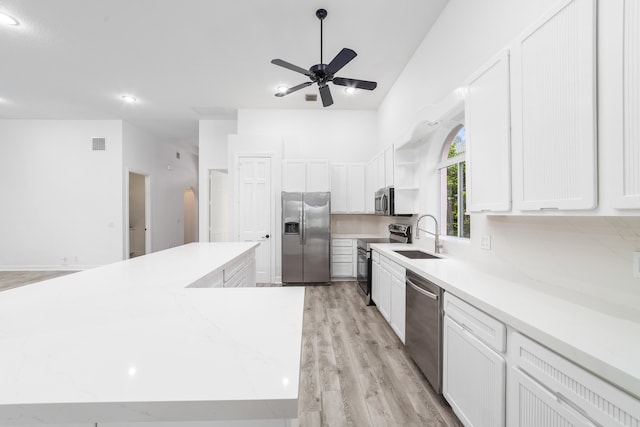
left=356, top=223, right=412, bottom=305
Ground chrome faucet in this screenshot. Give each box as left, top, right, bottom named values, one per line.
left=416, top=214, right=443, bottom=254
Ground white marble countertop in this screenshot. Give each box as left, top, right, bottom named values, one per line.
left=371, top=243, right=640, bottom=400
left=0, top=243, right=305, bottom=424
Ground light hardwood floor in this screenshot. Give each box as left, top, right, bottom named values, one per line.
left=0, top=270, right=76, bottom=292
left=296, top=282, right=461, bottom=427
left=2, top=274, right=461, bottom=426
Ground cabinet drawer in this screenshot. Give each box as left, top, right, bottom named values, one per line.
left=509, top=366, right=597, bottom=427
left=331, top=254, right=352, bottom=263
left=511, top=332, right=640, bottom=427
left=372, top=250, right=380, bottom=263
left=224, top=268, right=246, bottom=288
left=332, top=246, right=352, bottom=255
left=332, top=262, right=353, bottom=277
left=187, top=269, right=223, bottom=288
left=223, top=254, right=248, bottom=281
left=444, top=292, right=506, bottom=353
left=332, top=239, right=353, bottom=247
left=380, top=255, right=405, bottom=279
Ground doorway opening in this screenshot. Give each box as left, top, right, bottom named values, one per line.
left=209, top=170, right=230, bottom=242
left=128, top=172, right=150, bottom=258
left=184, top=187, right=197, bottom=244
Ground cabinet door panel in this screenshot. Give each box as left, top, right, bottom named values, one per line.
left=377, top=267, right=391, bottom=321
left=616, top=0, right=640, bottom=208
left=348, top=163, right=366, bottom=213
left=282, top=160, right=306, bottom=192
left=443, top=316, right=505, bottom=427
left=306, top=160, right=330, bottom=192
left=466, top=50, right=511, bottom=212
left=511, top=0, right=597, bottom=210
left=371, top=259, right=380, bottom=305
left=330, top=164, right=348, bottom=213
left=390, top=273, right=405, bottom=343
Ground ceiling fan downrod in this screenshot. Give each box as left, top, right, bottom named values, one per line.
left=316, top=9, right=327, bottom=65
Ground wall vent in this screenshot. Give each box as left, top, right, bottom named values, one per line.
left=92, top=137, right=106, bottom=151
left=305, top=94, right=317, bottom=102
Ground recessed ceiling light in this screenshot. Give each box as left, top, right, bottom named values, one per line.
left=344, top=87, right=357, bottom=94
left=121, top=95, right=137, bottom=103
left=277, top=85, right=289, bottom=94
left=0, top=13, right=19, bottom=26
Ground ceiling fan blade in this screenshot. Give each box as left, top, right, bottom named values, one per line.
left=326, top=48, right=357, bottom=75
left=333, top=77, right=377, bottom=91
left=319, top=84, right=333, bottom=107
left=271, top=59, right=312, bottom=76
left=275, top=82, right=313, bottom=97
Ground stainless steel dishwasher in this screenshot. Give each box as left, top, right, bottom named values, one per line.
left=405, top=269, right=443, bottom=394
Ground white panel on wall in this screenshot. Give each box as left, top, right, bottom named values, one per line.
left=511, top=0, right=597, bottom=211
left=466, top=50, right=511, bottom=213
left=616, top=0, right=640, bottom=208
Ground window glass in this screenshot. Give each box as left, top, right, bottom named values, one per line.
left=439, top=125, right=469, bottom=238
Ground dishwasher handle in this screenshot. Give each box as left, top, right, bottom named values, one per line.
left=406, top=278, right=439, bottom=300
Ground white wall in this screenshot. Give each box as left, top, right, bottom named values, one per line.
left=378, top=0, right=557, bottom=149
left=238, top=109, right=378, bottom=162
left=123, top=122, right=198, bottom=253
left=198, top=119, right=237, bottom=241
left=379, top=0, right=640, bottom=306
left=0, top=120, right=123, bottom=269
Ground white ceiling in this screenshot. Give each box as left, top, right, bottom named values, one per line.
left=0, top=0, right=448, bottom=144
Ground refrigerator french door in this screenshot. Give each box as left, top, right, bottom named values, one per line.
left=282, top=192, right=331, bottom=284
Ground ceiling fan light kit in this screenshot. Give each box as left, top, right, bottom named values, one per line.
left=271, top=8, right=377, bottom=107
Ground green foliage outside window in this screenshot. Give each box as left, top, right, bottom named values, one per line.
left=444, top=129, right=470, bottom=238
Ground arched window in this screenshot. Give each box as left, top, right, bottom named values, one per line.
left=438, top=125, right=470, bottom=238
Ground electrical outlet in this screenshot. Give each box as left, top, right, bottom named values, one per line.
left=633, top=252, right=640, bottom=278
left=480, top=235, right=492, bottom=250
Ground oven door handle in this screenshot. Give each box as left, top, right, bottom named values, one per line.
left=406, top=278, right=439, bottom=300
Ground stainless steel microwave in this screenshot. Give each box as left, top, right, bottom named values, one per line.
left=375, top=187, right=415, bottom=216
left=374, top=186, right=396, bottom=216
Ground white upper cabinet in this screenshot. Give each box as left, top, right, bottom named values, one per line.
left=282, top=160, right=306, bottom=192
left=465, top=50, right=512, bottom=212
left=282, top=159, right=330, bottom=192
left=306, top=160, right=331, bottom=192
left=511, top=0, right=597, bottom=211
left=330, top=163, right=366, bottom=213
left=365, top=160, right=376, bottom=213
left=613, top=0, right=640, bottom=209
left=384, top=146, right=394, bottom=187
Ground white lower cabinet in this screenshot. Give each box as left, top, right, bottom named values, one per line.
left=376, top=262, right=391, bottom=321
left=372, top=251, right=405, bottom=342
left=443, top=293, right=506, bottom=427
left=389, top=267, right=406, bottom=343
left=508, top=332, right=640, bottom=427
left=331, top=238, right=355, bottom=279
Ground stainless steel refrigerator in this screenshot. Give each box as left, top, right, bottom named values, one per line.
left=282, top=192, right=331, bottom=284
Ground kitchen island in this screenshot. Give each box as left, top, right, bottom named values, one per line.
left=0, top=243, right=305, bottom=426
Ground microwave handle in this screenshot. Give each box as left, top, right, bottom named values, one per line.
left=382, top=194, right=388, bottom=213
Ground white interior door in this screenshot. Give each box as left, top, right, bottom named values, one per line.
left=237, top=157, right=272, bottom=283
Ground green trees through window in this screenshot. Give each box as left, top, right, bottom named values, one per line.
left=440, top=126, right=470, bottom=239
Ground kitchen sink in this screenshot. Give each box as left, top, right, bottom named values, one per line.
left=393, top=250, right=440, bottom=259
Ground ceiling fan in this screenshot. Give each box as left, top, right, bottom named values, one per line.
left=271, top=8, right=377, bottom=107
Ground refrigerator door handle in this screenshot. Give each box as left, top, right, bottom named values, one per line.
left=299, top=208, right=304, bottom=245
left=302, top=202, right=306, bottom=245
